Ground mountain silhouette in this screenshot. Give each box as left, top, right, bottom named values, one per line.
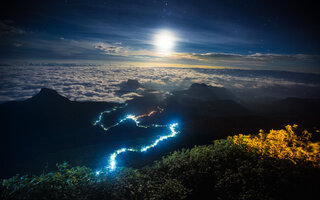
left=167, top=83, right=244, bottom=116
left=0, top=88, right=120, bottom=178
left=172, top=83, right=236, bottom=102
left=117, top=79, right=143, bottom=95
left=1, top=86, right=319, bottom=178
left=25, top=88, right=70, bottom=104
left=274, top=97, right=320, bottom=114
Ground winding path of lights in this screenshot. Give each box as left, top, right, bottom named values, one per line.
left=93, top=106, right=166, bottom=131
left=93, top=103, right=128, bottom=131
left=93, top=106, right=180, bottom=174
left=107, top=123, right=179, bottom=171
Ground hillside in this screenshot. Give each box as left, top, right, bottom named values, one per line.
left=1, top=85, right=320, bottom=179
left=1, top=125, right=319, bottom=200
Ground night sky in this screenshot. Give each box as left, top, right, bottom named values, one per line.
left=1, top=0, right=320, bottom=72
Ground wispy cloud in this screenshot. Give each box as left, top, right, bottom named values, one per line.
left=3, top=32, right=319, bottom=73
left=190, top=53, right=319, bottom=62
left=166, top=52, right=320, bottom=72
left=13, top=42, right=23, bottom=47
left=0, top=20, right=25, bottom=35
left=94, top=42, right=123, bottom=55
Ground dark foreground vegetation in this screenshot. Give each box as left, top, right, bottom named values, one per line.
left=1, top=125, right=319, bottom=200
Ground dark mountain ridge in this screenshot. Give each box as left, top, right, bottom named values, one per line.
left=172, top=83, right=236, bottom=102
left=0, top=88, right=120, bottom=177
left=1, top=84, right=320, bottom=178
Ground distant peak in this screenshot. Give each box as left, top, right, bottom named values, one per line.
left=189, top=83, right=210, bottom=89
left=189, top=83, right=223, bottom=92
left=173, top=83, right=234, bottom=101
left=39, top=88, right=59, bottom=95
left=126, top=79, right=141, bottom=88
left=29, top=88, right=69, bottom=103
left=118, top=79, right=143, bottom=93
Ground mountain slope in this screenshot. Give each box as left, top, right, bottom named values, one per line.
left=0, top=88, right=119, bottom=177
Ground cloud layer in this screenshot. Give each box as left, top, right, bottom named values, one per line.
left=1, top=65, right=320, bottom=103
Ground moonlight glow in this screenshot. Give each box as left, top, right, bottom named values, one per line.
left=154, top=30, right=176, bottom=53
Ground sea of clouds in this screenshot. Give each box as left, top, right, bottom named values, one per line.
left=1, top=65, right=320, bottom=103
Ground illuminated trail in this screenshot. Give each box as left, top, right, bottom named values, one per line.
left=107, top=123, right=179, bottom=171
left=93, top=106, right=180, bottom=173
left=94, top=106, right=166, bottom=131
left=93, top=103, right=128, bottom=131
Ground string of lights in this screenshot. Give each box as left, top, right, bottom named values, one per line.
left=94, top=106, right=166, bottom=131
left=93, top=103, right=128, bottom=130
left=94, top=106, right=180, bottom=174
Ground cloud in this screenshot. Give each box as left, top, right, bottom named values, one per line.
left=93, top=42, right=167, bottom=58
left=0, top=20, right=25, bottom=35
left=94, top=42, right=123, bottom=55
left=13, top=42, right=23, bottom=47
left=91, top=45, right=320, bottom=72
left=1, top=65, right=320, bottom=104
left=170, top=52, right=320, bottom=63
left=3, top=31, right=318, bottom=73
left=165, top=52, right=320, bottom=72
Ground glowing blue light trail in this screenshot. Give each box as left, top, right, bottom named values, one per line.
left=94, top=107, right=166, bottom=131
left=107, top=123, right=179, bottom=171
left=94, top=106, right=180, bottom=173
left=93, top=103, right=127, bottom=131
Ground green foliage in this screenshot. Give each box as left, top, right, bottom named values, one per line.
left=107, top=168, right=189, bottom=200
left=1, top=163, right=189, bottom=200
left=0, top=162, right=98, bottom=200
left=1, top=126, right=320, bottom=200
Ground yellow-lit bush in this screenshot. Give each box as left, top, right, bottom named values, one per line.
left=228, top=125, right=320, bottom=166
left=2, top=125, right=320, bottom=200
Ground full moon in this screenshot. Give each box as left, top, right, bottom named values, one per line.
left=154, top=30, right=176, bottom=53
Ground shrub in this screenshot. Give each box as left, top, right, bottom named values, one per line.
left=1, top=125, right=319, bottom=200
left=229, top=124, right=320, bottom=166
left=1, top=162, right=98, bottom=200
